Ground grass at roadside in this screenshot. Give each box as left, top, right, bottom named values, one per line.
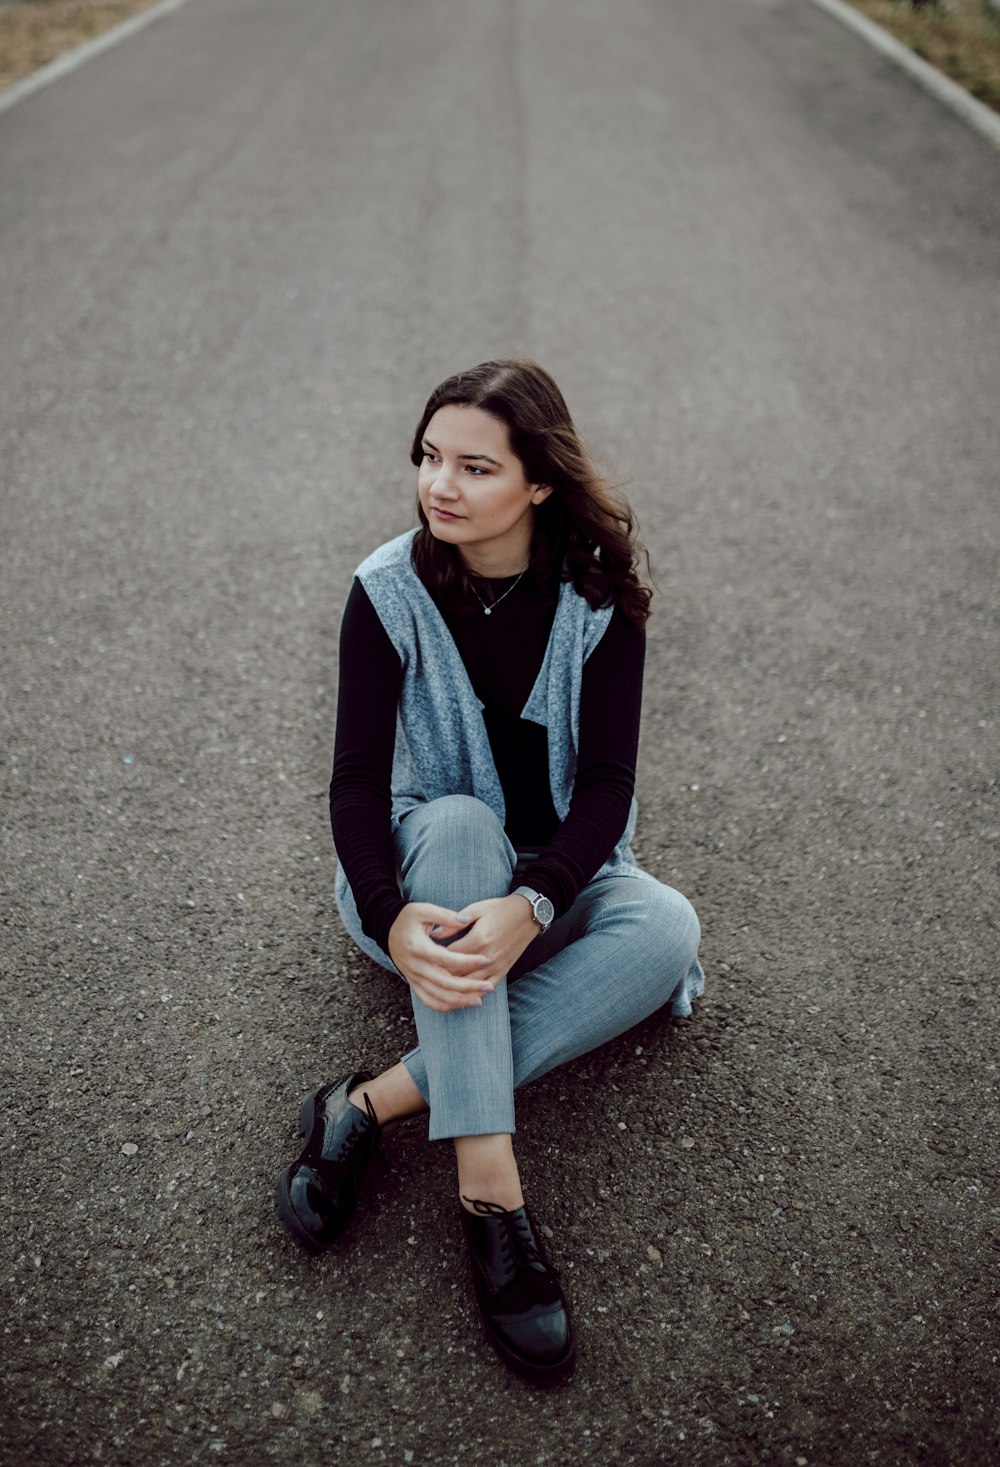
left=2, top=1, right=998, bottom=121
left=0, top=0, right=166, bottom=90
left=846, top=0, right=1000, bottom=112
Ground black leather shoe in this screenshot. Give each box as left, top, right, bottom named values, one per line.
left=461, top=1198, right=576, bottom=1383
left=275, top=1073, right=382, bottom=1252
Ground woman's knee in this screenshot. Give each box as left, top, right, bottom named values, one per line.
left=431, top=793, right=505, bottom=831
left=395, top=795, right=515, bottom=902
left=611, top=882, right=701, bottom=1011
left=400, top=795, right=507, bottom=853
left=650, top=883, right=701, bottom=964
left=599, top=879, right=701, bottom=975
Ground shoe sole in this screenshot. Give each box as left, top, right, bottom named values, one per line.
left=273, top=1088, right=330, bottom=1254
left=479, top=1313, right=578, bottom=1386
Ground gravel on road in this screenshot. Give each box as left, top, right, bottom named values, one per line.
left=1, top=1, right=998, bottom=1464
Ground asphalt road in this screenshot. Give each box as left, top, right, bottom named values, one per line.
left=1, top=1, right=998, bottom=1463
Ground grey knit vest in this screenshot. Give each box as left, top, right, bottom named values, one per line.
left=333, top=529, right=651, bottom=968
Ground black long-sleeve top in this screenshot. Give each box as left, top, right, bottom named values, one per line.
left=329, top=568, right=645, bottom=954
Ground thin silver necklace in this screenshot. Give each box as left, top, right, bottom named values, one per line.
left=468, top=569, right=527, bottom=616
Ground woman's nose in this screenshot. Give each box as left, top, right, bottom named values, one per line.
left=430, top=464, right=459, bottom=498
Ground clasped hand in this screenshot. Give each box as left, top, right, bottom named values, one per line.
left=387, top=894, right=539, bottom=1013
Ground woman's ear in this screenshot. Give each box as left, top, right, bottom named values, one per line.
left=530, top=483, right=554, bottom=505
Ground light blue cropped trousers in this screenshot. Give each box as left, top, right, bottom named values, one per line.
left=386, top=796, right=704, bottom=1141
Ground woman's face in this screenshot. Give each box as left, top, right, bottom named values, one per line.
left=417, top=404, right=552, bottom=575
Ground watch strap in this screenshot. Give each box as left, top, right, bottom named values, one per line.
left=512, top=885, right=554, bottom=931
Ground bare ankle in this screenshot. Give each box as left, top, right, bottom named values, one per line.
left=347, top=1063, right=428, bottom=1131
left=454, top=1134, right=524, bottom=1214
left=347, top=1085, right=376, bottom=1117
left=460, top=1191, right=525, bottom=1216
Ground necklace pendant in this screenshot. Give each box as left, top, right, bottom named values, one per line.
left=483, top=606, right=492, bottom=615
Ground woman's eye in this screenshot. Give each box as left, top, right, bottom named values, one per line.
left=465, top=465, right=488, bottom=476
left=423, top=452, right=440, bottom=463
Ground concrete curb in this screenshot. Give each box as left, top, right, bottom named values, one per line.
left=0, top=0, right=195, bottom=118
left=805, top=0, right=1000, bottom=151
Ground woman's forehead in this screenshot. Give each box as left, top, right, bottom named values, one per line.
left=424, top=403, right=511, bottom=456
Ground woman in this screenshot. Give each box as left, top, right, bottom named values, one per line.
left=275, top=360, right=704, bottom=1384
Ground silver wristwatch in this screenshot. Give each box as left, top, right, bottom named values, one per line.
left=513, top=886, right=555, bottom=932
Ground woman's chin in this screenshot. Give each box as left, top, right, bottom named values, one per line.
left=426, top=519, right=464, bottom=544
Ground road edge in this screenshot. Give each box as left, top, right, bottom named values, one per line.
left=0, top=0, right=195, bottom=118
left=805, top=0, right=1000, bottom=151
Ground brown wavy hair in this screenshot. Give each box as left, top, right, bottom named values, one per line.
left=409, top=359, right=653, bottom=627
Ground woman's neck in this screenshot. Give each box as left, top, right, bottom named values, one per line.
left=459, top=548, right=530, bottom=579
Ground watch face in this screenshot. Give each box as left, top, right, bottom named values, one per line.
left=534, top=896, right=555, bottom=928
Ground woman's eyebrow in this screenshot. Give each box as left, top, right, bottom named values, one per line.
left=423, top=437, right=502, bottom=467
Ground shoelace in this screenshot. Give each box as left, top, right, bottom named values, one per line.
left=357, top=1090, right=389, bottom=1213
left=328, top=1090, right=388, bottom=1216
left=463, top=1196, right=550, bottom=1285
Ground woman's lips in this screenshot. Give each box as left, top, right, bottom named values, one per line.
left=430, top=506, right=462, bottom=521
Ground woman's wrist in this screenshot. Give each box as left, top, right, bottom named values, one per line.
left=375, top=896, right=410, bottom=957
left=503, top=891, right=543, bottom=941
left=510, top=886, right=555, bottom=934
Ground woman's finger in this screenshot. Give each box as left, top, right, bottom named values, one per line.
left=408, top=956, right=492, bottom=992
left=397, top=935, right=491, bottom=987
left=414, top=937, right=491, bottom=979
left=407, top=901, right=470, bottom=929
left=409, top=973, right=486, bottom=1011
